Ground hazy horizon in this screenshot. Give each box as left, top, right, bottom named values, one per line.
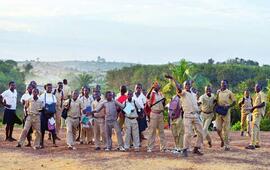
left=1, top=0, right=269, bottom=65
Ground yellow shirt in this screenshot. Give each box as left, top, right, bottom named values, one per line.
left=253, top=91, right=266, bottom=116
left=199, top=93, right=216, bottom=113
left=63, top=85, right=71, bottom=100
left=64, top=98, right=82, bottom=118
left=179, top=90, right=199, bottom=114
left=26, top=97, right=43, bottom=115
left=217, top=89, right=236, bottom=106
left=54, top=90, right=63, bottom=108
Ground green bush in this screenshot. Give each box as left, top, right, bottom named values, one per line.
left=260, top=118, right=270, bottom=131
left=231, top=121, right=241, bottom=131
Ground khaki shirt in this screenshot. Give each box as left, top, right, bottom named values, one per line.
left=54, top=90, right=64, bottom=108
left=26, top=97, right=43, bottom=115
left=239, top=97, right=253, bottom=113
left=178, top=90, right=199, bottom=114
left=253, top=91, right=266, bottom=116
left=80, top=96, right=93, bottom=110
left=63, top=85, right=71, bottom=100
left=92, top=99, right=106, bottom=118
left=217, top=89, right=236, bottom=106
left=64, top=98, right=82, bottom=118
left=150, top=91, right=165, bottom=112
left=199, top=93, right=216, bottom=113
left=95, top=100, right=124, bottom=121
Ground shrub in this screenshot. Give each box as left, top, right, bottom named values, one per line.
left=231, top=121, right=241, bottom=131
left=260, top=118, right=270, bottom=131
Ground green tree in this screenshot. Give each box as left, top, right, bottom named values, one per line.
left=23, top=63, right=33, bottom=74
left=76, top=72, right=93, bottom=89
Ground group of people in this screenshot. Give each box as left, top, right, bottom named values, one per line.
left=0, top=76, right=266, bottom=157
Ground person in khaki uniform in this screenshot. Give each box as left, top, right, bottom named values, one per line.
left=16, top=88, right=42, bottom=149
left=92, top=91, right=126, bottom=151
left=53, top=82, right=64, bottom=140
left=123, top=90, right=141, bottom=152
left=239, top=90, right=253, bottom=137
left=198, top=86, right=216, bottom=148
left=216, top=80, right=236, bottom=151
left=146, top=82, right=167, bottom=153
left=64, top=90, right=82, bottom=150
left=92, top=90, right=106, bottom=150
left=80, top=87, right=94, bottom=144
left=174, top=80, right=204, bottom=157
left=168, top=95, right=184, bottom=153
left=61, top=79, right=71, bottom=128
left=246, top=84, right=266, bottom=149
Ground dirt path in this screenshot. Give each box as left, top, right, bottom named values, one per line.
left=0, top=128, right=269, bottom=170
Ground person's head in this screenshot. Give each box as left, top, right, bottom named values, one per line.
left=135, top=83, right=142, bottom=94
left=83, top=86, right=90, bottom=96
left=244, top=90, right=250, bottom=97
left=32, top=88, right=39, bottom=97
left=205, top=85, right=212, bottom=95
left=255, top=83, right=262, bottom=93
left=27, top=84, right=33, bottom=94
left=46, top=83, right=53, bottom=93
left=120, top=85, right=127, bottom=95
left=183, top=80, right=191, bottom=91
left=9, top=81, right=16, bottom=91
left=72, top=90, right=79, bottom=100
left=57, top=82, right=63, bottom=91
left=94, top=90, right=101, bottom=100
left=127, top=90, right=133, bottom=100
left=220, top=80, right=228, bottom=90
left=29, top=81, right=37, bottom=88
left=105, top=91, right=113, bottom=101
left=153, top=81, right=160, bottom=92
left=63, top=79, right=68, bottom=85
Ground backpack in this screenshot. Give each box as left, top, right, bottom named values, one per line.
left=168, top=95, right=183, bottom=120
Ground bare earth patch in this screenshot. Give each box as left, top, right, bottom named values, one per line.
left=0, top=128, right=269, bottom=170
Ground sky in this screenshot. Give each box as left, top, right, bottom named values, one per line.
left=0, top=0, right=269, bottom=64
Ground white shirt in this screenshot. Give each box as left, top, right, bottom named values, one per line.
left=20, top=92, right=32, bottom=104
left=132, top=92, right=146, bottom=108
left=1, top=89, right=17, bottom=110
left=39, top=92, right=57, bottom=107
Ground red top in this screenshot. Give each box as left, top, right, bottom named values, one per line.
left=117, top=95, right=128, bottom=103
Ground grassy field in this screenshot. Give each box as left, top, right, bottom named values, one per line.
left=0, top=128, right=269, bottom=170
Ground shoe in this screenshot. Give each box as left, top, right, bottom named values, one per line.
left=147, top=149, right=152, bottom=153
left=240, top=131, right=244, bottom=136
left=80, top=141, right=84, bottom=145
left=10, top=137, right=17, bottom=141
left=25, top=143, right=31, bottom=147
left=224, top=147, right=230, bottom=151
left=40, top=145, right=44, bottom=149
left=221, top=141, right=224, bottom=147
left=193, top=147, right=203, bottom=156
left=193, top=134, right=197, bottom=138
left=208, top=141, right=212, bottom=148
left=16, top=143, right=22, bottom=148
left=8, top=138, right=14, bottom=142
left=119, top=146, right=126, bottom=152
left=56, top=136, right=61, bottom=140
left=255, top=145, right=260, bottom=148
left=182, top=149, right=188, bottom=157
left=160, top=149, right=170, bottom=153
left=53, top=144, right=58, bottom=147
left=172, top=149, right=180, bottom=154
left=105, top=148, right=111, bottom=151
left=134, top=148, right=140, bottom=152
left=95, top=147, right=101, bottom=151
left=245, top=145, right=255, bottom=150
left=68, top=145, right=73, bottom=150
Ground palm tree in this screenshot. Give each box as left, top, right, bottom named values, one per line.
left=76, top=72, right=93, bottom=89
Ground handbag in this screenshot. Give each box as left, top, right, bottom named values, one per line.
left=215, top=105, right=229, bottom=116
left=44, top=93, right=56, bottom=114
left=62, top=99, right=71, bottom=119
left=48, top=117, right=56, bottom=131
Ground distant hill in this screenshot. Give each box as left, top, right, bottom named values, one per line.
left=17, top=60, right=135, bottom=86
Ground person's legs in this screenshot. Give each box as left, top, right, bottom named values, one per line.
left=18, top=117, right=32, bottom=145
left=223, top=112, right=231, bottom=149
left=147, top=113, right=158, bottom=151
left=124, top=118, right=132, bottom=149
left=215, top=114, right=224, bottom=147
left=5, top=125, right=10, bottom=140
left=113, top=120, right=124, bottom=147
left=157, top=114, right=166, bottom=151
left=94, top=120, right=101, bottom=148
left=202, top=113, right=214, bottom=144
left=194, top=115, right=204, bottom=149
left=251, top=114, right=261, bottom=146
left=105, top=121, right=113, bottom=149
left=32, top=117, right=41, bottom=147
left=241, top=112, right=247, bottom=135
left=132, top=121, right=140, bottom=149
left=66, top=118, right=74, bottom=146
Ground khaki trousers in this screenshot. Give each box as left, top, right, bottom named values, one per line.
left=183, top=112, right=203, bottom=149
left=124, top=117, right=140, bottom=149
left=55, top=106, right=63, bottom=135
left=171, top=117, right=184, bottom=149
left=105, top=120, right=124, bottom=149
left=251, top=114, right=261, bottom=146
left=216, top=112, right=231, bottom=147
left=65, top=117, right=80, bottom=146
left=18, top=114, right=41, bottom=147
left=201, top=112, right=214, bottom=143
left=94, top=118, right=106, bottom=148
left=147, top=112, right=166, bottom=151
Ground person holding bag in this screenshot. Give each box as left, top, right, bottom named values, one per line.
left=39, top=83, right=57, bottom=148
left=215, top=80, right=236, bottom=151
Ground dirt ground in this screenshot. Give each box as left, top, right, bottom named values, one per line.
left=0, top=128, right=269, bottom=170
